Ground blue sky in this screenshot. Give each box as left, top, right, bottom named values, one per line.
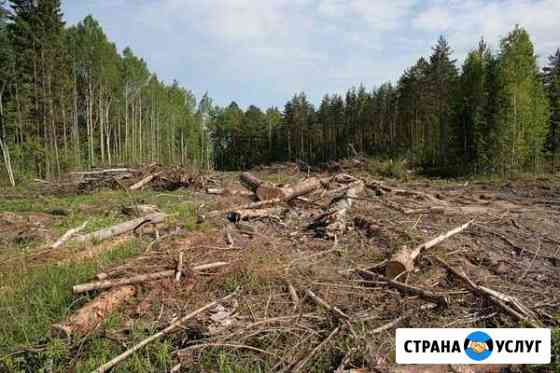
left=62, top=0, right=560, bottom=108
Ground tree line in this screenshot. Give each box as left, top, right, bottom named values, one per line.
left=210, top=31, right=560, bottom=176
left=0, top=0, right=213, bottom=184
left=1, top=1, right=560, bottom=183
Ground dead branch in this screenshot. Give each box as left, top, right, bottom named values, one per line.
left=434, top=256, right=540, bottom=327
left=91, top=291, right=238, bottom=373
left=357, top=270, right=449, bottom=306
left=292, top=326, right=342, bottom=372
left=49, top=221, right=89, bottom=249
left=305, top=289, right=350, bottom=320
left=362, top=303, right=438, bottom=332
left=385, top=220, right=473, bottom=278
left=51, top=286, right=136, bottom=339
left=286, top=281, right=299, bottom=311
left=477, top=226, right=560, bottom=265
left=73, top=262, right=229, bottom=294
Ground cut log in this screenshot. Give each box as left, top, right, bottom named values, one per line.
left=281, top=177, right=322, bottom=201
left=70, top=168, right=138, bottom=177
left=385, top=220, right=473, bottom=279
left=227, top=207, right=288, bottom=222
left=227, top=177, right=324, bottom=214
left=51, top=286, right=136, bottom=339
left=49, top=221, right=89, bottom=249
left=73, top=262, right=229, bottom=294
left=129, top=173, right=160, bottom=191
left=72, top=213, right=167, bottom=244
left=239, top=172, right=264, bottom=192
left=240, top=172, right=323, bottom=202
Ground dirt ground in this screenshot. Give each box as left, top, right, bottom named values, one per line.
left=0, top=163, right=559, bottom=372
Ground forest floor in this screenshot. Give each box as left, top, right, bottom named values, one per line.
left=0, top=161, right=559, bottom=372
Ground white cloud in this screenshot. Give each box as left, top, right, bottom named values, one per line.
left=64, top=0, right=560, bottom=107
left=413, top=0, right=560, bottom=60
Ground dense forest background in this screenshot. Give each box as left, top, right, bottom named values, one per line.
left=1, top=0, right=560, bottom=185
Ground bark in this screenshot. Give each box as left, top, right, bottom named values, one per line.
left=228, top=207, right=288, bottom=222
left=385, top=220, right=473, bottom=279
left=240, top=173, right=322, bottom=202
left=72, top=213, right=166, bottom=244
left=0, top=137, right=15, bottom=187
left=310, top=180, right=364, bottom=238
left=51, top=286, right=136, bottom=339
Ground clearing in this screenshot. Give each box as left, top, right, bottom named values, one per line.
left=0, top=161, right=559, bottom=372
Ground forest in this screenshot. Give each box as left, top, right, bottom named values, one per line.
left=0, top=0, right=560, bottom=184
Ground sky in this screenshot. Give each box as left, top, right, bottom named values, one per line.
left=62, top=0, right=560, bottom=109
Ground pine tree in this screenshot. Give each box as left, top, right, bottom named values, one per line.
left=426, top=36, right=459, bottom=169
left=456, top=39, right=498, bottom=173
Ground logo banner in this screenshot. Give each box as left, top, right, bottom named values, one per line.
left=396, top=328, right=551, bottom=364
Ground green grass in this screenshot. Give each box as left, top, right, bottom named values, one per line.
left=0, top=188, right=214, bottom=371
left=0, top=239, right=143, bottom=371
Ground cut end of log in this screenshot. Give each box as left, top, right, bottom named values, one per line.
left=384, top=261, right=408, bottom=279
left=385, top=246, right=415, bottom=279
left=51, top=286, right=136, bottom=339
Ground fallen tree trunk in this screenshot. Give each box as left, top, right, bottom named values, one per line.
left=241, top=172, right=325, bottom=200
left=434, top=256, right=540, bottom=328
left=72, top=213, right=167, bottom=244
left=129, top=173, right=160, bottom=191
left=310, top=181, right=364, bottom=238
left=227, top=207, right=288, bottom=222
left=49, top=221, right=89, bottom=249
left=70, top=168, right=137, bottom=176
left=385, top=220, right=473, bottom=279
left=228, top=176, right=324, bottom=213
left=51, top=286, right=136, bottom=339
left=74, top=262, right=229, bottom=294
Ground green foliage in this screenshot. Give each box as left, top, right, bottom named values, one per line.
left=495, top=26, right=550, bottom=175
